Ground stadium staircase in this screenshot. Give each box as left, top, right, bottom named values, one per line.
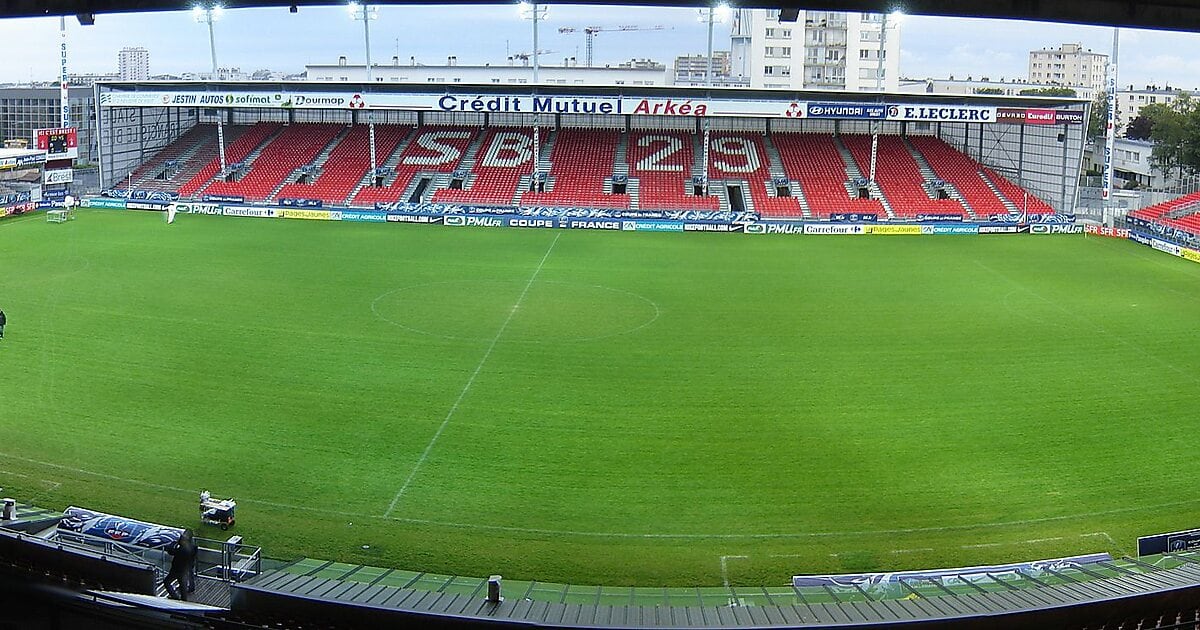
left=771, top=133, right=884, bottom=219
left=833, top=134, right=896, bottom=218
left=344, top=126, right=417, bottom=206
left=274, top=125, right=410, bottom=207
left=513, top=128, right=557, bottom=206
left=266, top=124, right=352, bottom=203
left=520, top=129, right=631, bottom=209
left=609, top=132, right=638, bottom=210
left=627, top=131, right=718, bottom=211
left=350, top=126, right=477, bottom=206
left=423, top=127, right=487, bottom=201
left=179, top=122, right=283, bottom=198
left=841, top=134, right=973, bottom=220
left=707, top=133, right=802, bottom=217
left=763, top=134, right=812, bottom=218
left=202, top=123, right=342, bottom=202
left=977, top=169, right=1022, bottom=215
left=126, top=125, right=213, bottom=190
left=981, top=166, right=1056, bottom=216
left=130, top=136, right=225, bottom=195
left=902, top=136, right=978, bottom=220
left=432, top=127, right=542, bottom=206
left=907, top=135, right=1046, bottom=221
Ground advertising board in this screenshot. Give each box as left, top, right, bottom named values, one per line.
left=281, top=209, right=335, bottom=221
left=204, top=194, right=246, bottom=204
left=173, top=202, right=222, bottom=215
left=560, top=218, right=622, bottom=230
left=44, top=168, right=73, bottom=185
left=126, top=201, right=169, bottom=211
left=931, top=225, right=979, bottom=234
left=340, top=210, right=387, bottom=223
left=621, top=220, right=685, bottom=232
left=386, top=213, right=444, bottom=224
left=804, top=223, right=864, bottom=235
left=1030, top=224, right=1084, bottom=234
left=84, top=198, right=127, bottom=209
left=223, top=206, right=281, bottom=218
left=1084, top=225, right=1131, bottom=238
left=866, top=225, right=922, bottom=235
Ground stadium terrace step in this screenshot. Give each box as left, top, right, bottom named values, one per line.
left=203, top=123, right=340, bottom=202
left=127, top=125, right=212, bottom=189
left=521, top=129, right=630, bottom=210
left=981, top=166, right=1055, bottom=216
left=350, top=126, right=475, bottom=207
left=267, top=124, right=357, bottom=204
left=182, top=122, right=284, bottom=198
left=433, top=127, right=543, bottom=206
left=772, top=133, right=885, bottom=219
left=978, top=170, right=1021, bottom=214
left=146, top=125, right=1058, bottom=216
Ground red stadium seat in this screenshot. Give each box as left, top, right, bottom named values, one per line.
left=520, top=129, right=630, bottom=210
left=627, top=131, right=718, bottom=210
left=352, top=126, right=478, bottom=206
left=772, top=133, right=884, bottom=219
left=432, top=127, right=543, bottom=206
left=202, top=123, right=343, bottom=202
left=706, top=133, right=800, bottom=217
left=841, top=134, right=968, bottom=219
left=179, top=122, right=282, bottom=198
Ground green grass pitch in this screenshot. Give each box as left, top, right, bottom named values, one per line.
left=2, top=208, right=1200, bottom=587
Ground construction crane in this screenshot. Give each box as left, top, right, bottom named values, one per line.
left=556, top=25, right=670, bottom=68
left=509, top=50, right=558, bottom=66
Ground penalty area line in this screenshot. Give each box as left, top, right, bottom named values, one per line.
left=382, top=232, right=562, bottom=518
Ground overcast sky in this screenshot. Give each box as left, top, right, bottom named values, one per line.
left=2, top=4, right=1200, bottom=90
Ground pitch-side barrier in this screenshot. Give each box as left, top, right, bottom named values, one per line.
left=85, top=197, right=1091, bottom=237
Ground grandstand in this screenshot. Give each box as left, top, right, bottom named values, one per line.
left=95, top=84, right=1081, bottom=219
left=1130, top=191, right=1200, bottom=237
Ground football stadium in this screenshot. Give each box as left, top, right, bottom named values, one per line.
left=4, top=2, right=1200, bottom=629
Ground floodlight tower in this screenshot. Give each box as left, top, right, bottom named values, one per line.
left=349, top=2, right=381, bottom=180
left=519, top=2, right=548, bottom=83
left=698, top=3, right=731, bottom=87
left=194, top=3, right=228, bottom=175
left=868, top=10, right=902, bottom=186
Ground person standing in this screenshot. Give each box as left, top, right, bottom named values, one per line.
left=162, top=530, right=197, bottom=600
left=0, top=308, right=6, bottom=340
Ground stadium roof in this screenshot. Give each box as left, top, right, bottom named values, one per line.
left=6, top=0, right=1200, bottom=33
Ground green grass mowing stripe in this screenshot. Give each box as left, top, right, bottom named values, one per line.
left=382, top=232, right=562, bottom=518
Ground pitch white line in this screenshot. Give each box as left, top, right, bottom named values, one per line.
left=891, top=547, right=935, bottom=554
left=720, top=555, right=749, bottom=588
left=383, top=233, right=562, bottom=518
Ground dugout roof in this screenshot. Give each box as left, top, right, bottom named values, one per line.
left=6, top=0, right=1200, bottom=34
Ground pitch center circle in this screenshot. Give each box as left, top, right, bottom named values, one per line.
left=372, top=280, right=660, bottom=343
